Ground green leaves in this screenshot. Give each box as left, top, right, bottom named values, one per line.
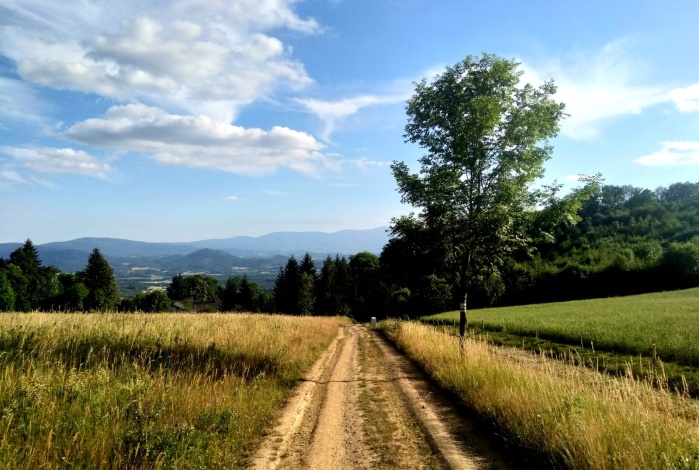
left=392, top=53, right=567, bottom=305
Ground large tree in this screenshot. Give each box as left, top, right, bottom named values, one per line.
left=391, top=54, right=566, bottom=335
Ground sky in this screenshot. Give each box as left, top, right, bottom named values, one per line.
left=1, top=0, right=698, bottom=244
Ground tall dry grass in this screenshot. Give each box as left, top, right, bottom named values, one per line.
left=0, top=313, right=348, bottom=469
left=382, top=320, right=699, bottom=469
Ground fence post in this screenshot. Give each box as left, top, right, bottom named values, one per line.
left=459, top=294, right=467, bottom=353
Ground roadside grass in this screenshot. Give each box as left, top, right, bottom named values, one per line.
left=0, top=313, right=348, bottom=469
left=381, top=320, right=699, bottom=469
left=422, top=288, right=699, bottom=395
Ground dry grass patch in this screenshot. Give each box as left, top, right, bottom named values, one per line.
left=0, top=313, right=348, bottom=469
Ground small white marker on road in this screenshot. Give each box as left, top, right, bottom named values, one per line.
left=371, top=317, right=377, bottom=329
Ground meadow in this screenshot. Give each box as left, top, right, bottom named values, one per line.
left=0, top=313, right=348, bottom=469
left=423, top=288, right=699, bottom=367
left=381, top=319, right=699, bottom=469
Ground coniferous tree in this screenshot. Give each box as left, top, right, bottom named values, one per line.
left=330, top=256, right=351, bottom=316
left=274, top=256, right=301, bottom=314
left=299, top=253, right=317, bottom=279
left=298, top=273, right=316, bottom=315
left=221, top=276, right=241, bottom=311
left=316, top=256, right=336, bottom=315
left=78, top=248, right=120, bottom=311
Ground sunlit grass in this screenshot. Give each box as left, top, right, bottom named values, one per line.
left=381, top=319, right=699, bottom=469
left=423, top=288, right=699, bottom=366
left=0, top=313, right=349, bottom=469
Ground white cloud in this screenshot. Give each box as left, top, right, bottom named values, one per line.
left=521, top=40, right=669, bottom=140
left=0, top=77, right=51, bottom=129
left=64, top=104, right=327, bottom=175
left=634, top=141, right=699, bottom=166
left=670, top=83, right=699, bottom=112
left=1, top=146, right=112, bottom=177
left=0, top=170, right=27, bottom=184
left=0, top=0, right=317, bottom=122
left=222, top=195, right=239, bottom=202
left=297, top=94, right=406, bottom=141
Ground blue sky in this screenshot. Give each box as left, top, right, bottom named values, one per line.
left=1, top=0, right=698, bottom=243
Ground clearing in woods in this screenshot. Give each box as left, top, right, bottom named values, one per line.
left=250, top=324, right=522, bottom=470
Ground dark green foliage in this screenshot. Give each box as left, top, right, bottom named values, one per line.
left=347, top=251, right=381, bottom=321
left=2, top=264, right=29, bottom=311
left=297, top=273, right=315, bottom=315
left=77, top=248, right=120, bottom=311
left=132, top=290, right=171, bottom=312
left=414, top=275, right=453, bottom=316
left=221, top=275, right=269, bottom=312
left=315, top=256, right=351, bottom=316
left=166, top=274, right=218, bottom=302
left=0, top=240, right=62, bottom=311
left=273, top=256, right=301, bottom=314
left=491, top=181, right=699, bottom=305
left=0, top=270, right=15, bottom=311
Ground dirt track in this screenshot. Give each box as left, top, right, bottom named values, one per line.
left=250, top=324, right=518, bottom=470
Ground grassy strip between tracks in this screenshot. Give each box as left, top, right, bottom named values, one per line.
left=0, top=313, right=349, bottom=469
left=380, top=319, right=699, bottom=470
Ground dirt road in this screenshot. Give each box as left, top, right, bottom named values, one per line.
left=250, top=324, right=518, bottom=470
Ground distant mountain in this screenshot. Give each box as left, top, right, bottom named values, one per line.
left=0, top=227, right=389, bottom=273
left=190, top=227, right=389, bottom=255
left=40, top=238, right=194, bottom=258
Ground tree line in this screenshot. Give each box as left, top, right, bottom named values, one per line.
left=0, top=242, right=120, bottom=312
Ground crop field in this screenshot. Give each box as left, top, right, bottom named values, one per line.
left=423, top=288, right=699, bottom=367
left=0, top=313, right=348, bottom=469
left=381, top=319, right=699, bottom=469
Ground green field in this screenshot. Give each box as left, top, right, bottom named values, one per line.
left=0, top=313, right=348, bottom=469
left=423, top=288, right=699, bottom=367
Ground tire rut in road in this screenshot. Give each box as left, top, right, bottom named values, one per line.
left=250, top=324, right=521, bottom=470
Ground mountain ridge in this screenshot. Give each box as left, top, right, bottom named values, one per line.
left=0, top=227, right=390, bottom=260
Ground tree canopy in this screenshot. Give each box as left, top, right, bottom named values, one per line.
left=391, top=54, right=568, bottom=324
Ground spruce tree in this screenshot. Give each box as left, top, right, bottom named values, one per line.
left=273, top=256, right=301, bottom=314
left=79, top=248, right=120, bottom=311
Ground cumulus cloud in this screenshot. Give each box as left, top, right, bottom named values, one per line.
left=670, top=83, right=699, bottom=112
left=1, top=146, right=112, bottom=177
left=64, top=104, right=327, bottom=175
left=521, top=40, right=669, bottom=140
left=634, top=141, right=699, bottom=166
left=296, top=94, right=406, bottom=141
left=0, top=0, right=317, bottom=122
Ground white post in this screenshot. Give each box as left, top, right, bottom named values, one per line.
left=371, top=317, right=377, bottom=329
